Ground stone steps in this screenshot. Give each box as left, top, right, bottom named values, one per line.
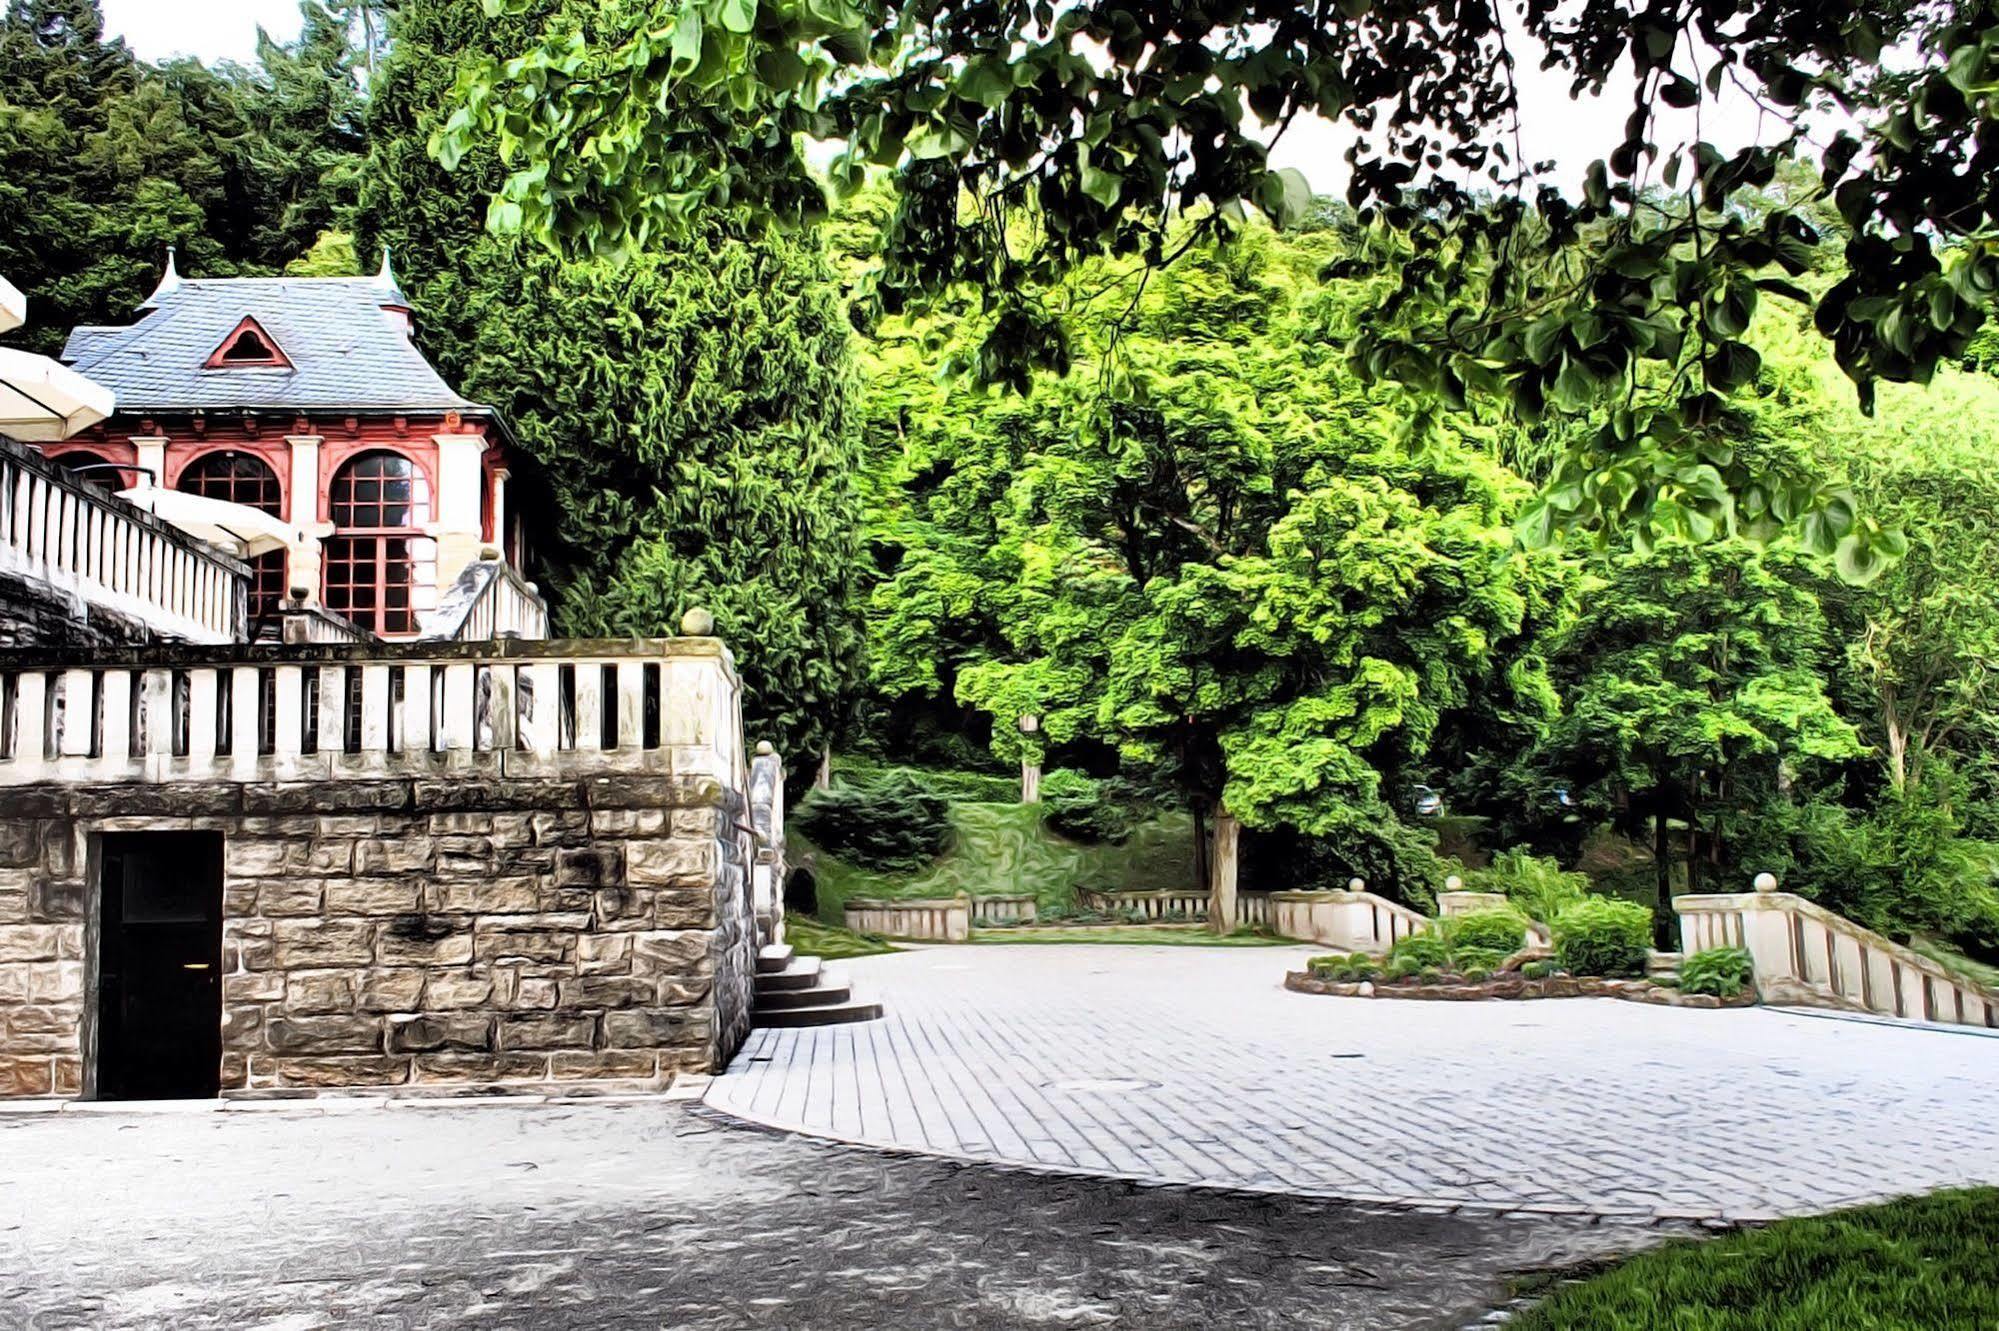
left=752, top=943, right=881, bottom=1027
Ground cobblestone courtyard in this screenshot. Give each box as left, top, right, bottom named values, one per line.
left=708, top=944, right=1999, bottom=1222
left=0, top=1098, right=1653, bottom=1329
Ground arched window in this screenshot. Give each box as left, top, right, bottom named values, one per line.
left=49, top=450, right=121, bottom=489
left=324, top=451, right=432, bottom=635
left=178, top=450, right=286, bottom=625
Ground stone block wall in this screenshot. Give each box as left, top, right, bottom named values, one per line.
left=0, top=568, right=154, bottom=649
left=0, top=770, right=758, bottom=1098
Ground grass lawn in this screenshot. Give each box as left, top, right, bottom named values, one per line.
left=1513, top=1189, right=1999, bottom=1330
left=968, top=925, right=1293, bottom=947
left=782, top=915, right=898, bottom=960
left=798, top=798, right=1198, bottom=924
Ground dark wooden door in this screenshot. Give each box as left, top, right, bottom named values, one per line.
left=97, top=833, right=223, bottom=1100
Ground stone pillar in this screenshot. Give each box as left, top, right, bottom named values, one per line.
left=284, top=434, right=324, bottom=605
left=1018, top=714, right=1041, bottom=804
left=748, top=740, right=786, bottom=947
left=433, top=433, right=488, bottom=592
left=1209, top=804, right=1240, bottom=936
left=489, top=464, right=510, bottom=558
left=129, top=435, right=168, bottom=488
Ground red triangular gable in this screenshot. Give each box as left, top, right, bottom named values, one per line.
left=203, top=315, right=294, bottom=370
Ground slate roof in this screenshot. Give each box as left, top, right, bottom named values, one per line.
left=61, top=270, right=475, bottom=415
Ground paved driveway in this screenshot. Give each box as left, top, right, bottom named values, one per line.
left=0, top=1098, right=1652, bottom=1329
left=706, top=943, right=1999, bottom=1222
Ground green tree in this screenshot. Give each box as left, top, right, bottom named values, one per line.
left=1532, top=540, right=1863, bottom=936
left=0, top=0, right=365, bottom=353
left=442, top=0, right=1999, bottom=557
left=858, top=219, right=1563, bottom=917
left=359, top=0, right=864, bottom=765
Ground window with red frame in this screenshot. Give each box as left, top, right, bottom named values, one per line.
left=324, top=451, right=430, bottom=635
left=176, top=450, right=286, bottom=626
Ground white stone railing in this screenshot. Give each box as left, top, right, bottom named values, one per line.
left=276, top=600, right=376, bottom=645
left=1079, top=886, right=1269, bottom=928
left=1676, top=884, right=1998, bottom=1028
left=970, top=893, right=1038, bottom=923
left=845, top=895, right=969, bottom=943
left=0, top=636, right=741, bottom=786
left=421, top=556, right=550, bottom=643
left=0, top=435, right=247, bottom=643
left=1269, top=887, right=1430, bottom=953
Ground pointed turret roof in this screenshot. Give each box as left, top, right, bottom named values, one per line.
left=372, top=246, right=410, bottom=309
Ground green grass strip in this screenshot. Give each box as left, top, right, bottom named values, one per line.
left=1513, top=1189, right=1999, bottom=1330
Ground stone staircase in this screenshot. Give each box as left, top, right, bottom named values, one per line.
left=753, top=943, right=882, bottom=1027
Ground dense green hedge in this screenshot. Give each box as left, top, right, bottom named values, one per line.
left=791, top=771, right=951, bottom=872
left=1552, top=898, right=1653, bottom=978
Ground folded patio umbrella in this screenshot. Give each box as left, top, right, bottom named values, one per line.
left=0, top=276, right=23, bottom=334
left=114, top=486, right=299, bottom=558
left=0, top=346, right=115, bottom=441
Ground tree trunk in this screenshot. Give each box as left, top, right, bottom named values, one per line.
left=1209, top=804, right=1240, bottom=937
left=1653, top=797, right=1673, bottom=950
left=1191, top=800, right=1210, bottom=897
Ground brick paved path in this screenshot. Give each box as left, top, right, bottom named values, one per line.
left=706, top=944, right=1999, bottom=1222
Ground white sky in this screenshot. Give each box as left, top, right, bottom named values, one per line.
left=103, top=0, right=1802, bottom=198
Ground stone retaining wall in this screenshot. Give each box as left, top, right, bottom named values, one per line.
left=1284, top=970, right=1756, bottom=1009
left=0, top=771, right=756, bottom=1098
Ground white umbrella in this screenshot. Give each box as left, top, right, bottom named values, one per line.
left=114, top=487, right=300, bottom=558
left=0, top=346, right=115, bottom=441
left=0, top=276, right=23, bottom=334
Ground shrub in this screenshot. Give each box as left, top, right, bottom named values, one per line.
left=1385, top=954, right=1424, bottom=981
left=1387, top=931, right=1453, bottom=970
left=1468, top=848, right=1590, bottom=925
left=1521, top=959, right=1557, bottom=980
left=1417, top=966, right=1445, bottom=985
left=791, top=771, right=951, bottom=872
left=1449, top=908, right=1532, bottom=955
left=1552, top=897, right=1653, bottom=977
left=1461, top=966, right=1492, bottom=983
left=1678, top=946, right=1755, bottom=997
left=1307, top=952, right=1381, bottom=982
left=1448, top=945, right=1510, bottom=976
left=1041, top=770, right=1141, bottom=845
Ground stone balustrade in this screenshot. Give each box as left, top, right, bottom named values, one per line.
left=1268, top=888, right=1429, bottom=953
left=845, top=895, right=969, bottom=943
left=970, top=893, right=1037, bottom=924
left=0, top=631, right=766, bottom=1099
left=0, top=637, right=741, bottom=788
left=421, top=556, right=550, bottom=643
left=1676, top=886, right=1998, bottom=1028
left=0, top=435, right=248, bottom=644
left=1079, top=887, right=1269, bottom=929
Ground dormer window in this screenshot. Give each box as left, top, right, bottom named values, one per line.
left=203, top=316, right=292, bottom=370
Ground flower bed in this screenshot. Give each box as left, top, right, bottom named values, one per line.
left=1283, top=969, right=1757, bottom=1009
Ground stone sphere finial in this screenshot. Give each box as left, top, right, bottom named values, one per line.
left=1347, top=877, right=1366, bottom=892
left=1753, top=871, right=1778, bottom=893
left=680, top=606, right=716, bottom=637
left=755, top=740, right=775, bottom=756
left=1444, top=874, right=1464, bottom=892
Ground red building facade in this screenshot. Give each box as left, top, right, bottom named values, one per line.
left=49, top=253, right=520, bottom=637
